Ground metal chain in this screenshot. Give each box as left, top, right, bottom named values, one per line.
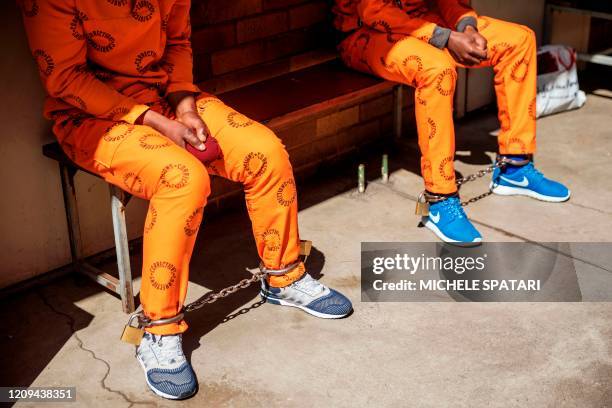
left=183, top=270, right=267, bottom=313
left=131, top=269, right=269, bottom=328
left=455, top=161, right=506, bottom=207
left=181, top=255, right=308, bottom=313
left=455, top=162, right=502, bottom=186
left=131, top=247, right=310, bottom=329
left=460, top=190, right=493, bottom=206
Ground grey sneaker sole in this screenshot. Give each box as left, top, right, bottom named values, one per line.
left=260, top=291, right=350, bottom=319
left=136, top=354, right=197, bottom=400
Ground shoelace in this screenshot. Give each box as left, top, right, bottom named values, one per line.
left=147, top=334, right=185, bottom=366
left=291, top=274, right=324, bottom=297
left=522, top=163, right=545, bottom=183
left=440, top=197, right=466, bottom=222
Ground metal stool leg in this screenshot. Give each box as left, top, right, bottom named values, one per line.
left=59, top=163, right=84, bottom=272
left=393, top=84, right=404, bottom=139
left=109, top=185, right=135, bottom=313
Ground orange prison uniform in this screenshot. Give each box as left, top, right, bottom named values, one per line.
left=21, top=0, right=305, bottom=335
left=334, top=0, right=537, bottom=194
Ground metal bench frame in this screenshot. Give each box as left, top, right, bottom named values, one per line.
left=58, top=163, right=135, bottom=313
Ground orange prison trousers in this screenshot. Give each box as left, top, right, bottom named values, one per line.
left=56, top=96, right=305, bottom=335
left=339, top=16, right=537, bottom=194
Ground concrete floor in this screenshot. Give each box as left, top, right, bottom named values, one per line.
left=1, top=91, right=612, bottom=407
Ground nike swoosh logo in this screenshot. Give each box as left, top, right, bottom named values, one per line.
left=500, top=175, right=529, bottom=187
left=430, top=211, right=440, bottom=223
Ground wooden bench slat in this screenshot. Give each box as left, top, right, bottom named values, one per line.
left=42, top=138, right=97, bottom=177
left=217, top=59, right=384, bottom=123
left=267, top=81, right=396, bottom=131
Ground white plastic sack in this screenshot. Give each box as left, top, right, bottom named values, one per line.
left=536, top=45, right=586, bottom=118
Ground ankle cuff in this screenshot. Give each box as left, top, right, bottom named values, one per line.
left=145, top=320, right=188, bottom=335
left=497, top=154, right=532, bottom=166
left=267, top=262, right=306, bottom=288
left=422, top=191, right=458, bottom=203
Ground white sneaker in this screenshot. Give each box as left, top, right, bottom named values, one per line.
left=136, top=332, right=198, bottom=400
left=260, top=273, right=353, bottom=319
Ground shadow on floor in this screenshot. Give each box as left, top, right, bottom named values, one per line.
left=0, top=276, right=97, bottom=388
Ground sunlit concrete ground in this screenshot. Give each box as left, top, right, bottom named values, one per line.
left=2, top=86, right=612, bottom=407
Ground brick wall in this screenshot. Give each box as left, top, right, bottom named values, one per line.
left=281, top=90, right=415, bottom=175
left=191, top=0, right=335, bottom=94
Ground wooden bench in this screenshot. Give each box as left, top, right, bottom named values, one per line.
left=43, top=59, right=405, bottom=313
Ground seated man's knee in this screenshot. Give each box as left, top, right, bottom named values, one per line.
left=417, top=57, right=457, bottom=93
left=507, top=23, right=536, bottom=49
left=159, top=156, right=210, bottom=201
left=522, top=26, right=536, bottom=47
left=244, top=127, right=292, bottom=179
left=189, top=163, right=211, bottom=199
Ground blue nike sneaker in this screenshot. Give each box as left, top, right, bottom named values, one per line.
left=260, top=273, right=353, bottom=319
left=490, top=160, right=570, bottom=202
left=422, top=196, right=482, bottom=245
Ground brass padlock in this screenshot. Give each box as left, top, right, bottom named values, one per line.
left=120, top=314, right=145, bottom=346
left=415, top=192, right=429, bottom=216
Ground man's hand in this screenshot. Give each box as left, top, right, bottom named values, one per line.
left=161, top=115, right=206, bottom=150
left=464, top=26, right=487, bottom=55
left=448, top=29, right=487, bottom=66
left=176, top=110, right=209, bottom=150
left=168, top=92, right=211, bottom=151
left=140, top=109, right=205, bottom=150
